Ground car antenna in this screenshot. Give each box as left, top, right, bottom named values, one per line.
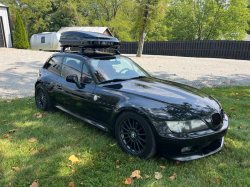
left=115, top=49, right=121, bottom=55
left=78, top=47, right=86, bottom=55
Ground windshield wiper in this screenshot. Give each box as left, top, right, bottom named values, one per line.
left=99, top=78, right=128, bottom=84
left=130, top=76, right=148, bottom=80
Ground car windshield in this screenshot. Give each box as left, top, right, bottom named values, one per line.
left=88, top=56, right=150, bottom=83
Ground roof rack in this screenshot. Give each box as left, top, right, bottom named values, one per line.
left=60, top=46, right=121, bottom=55
left=59, top=31, right=120, bottom=54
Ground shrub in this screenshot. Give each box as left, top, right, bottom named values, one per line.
left=13, top=11, right=29, bottom=49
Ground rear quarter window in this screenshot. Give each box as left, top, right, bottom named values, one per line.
left=44, top=56, right=64, bottom=75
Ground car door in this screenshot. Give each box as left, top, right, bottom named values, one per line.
left=55, top=56, right=96, bottom=118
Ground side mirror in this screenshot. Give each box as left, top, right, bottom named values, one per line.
left=66, top=74, right=82, bottom=88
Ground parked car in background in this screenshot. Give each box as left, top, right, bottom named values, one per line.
left=35, top=31, right=228, bottom=160
left=30, top=32, right=61, bottom=51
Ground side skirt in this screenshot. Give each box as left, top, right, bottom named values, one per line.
left=55, top=105, right=109, bottom=132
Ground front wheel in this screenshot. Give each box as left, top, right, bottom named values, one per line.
left=115, top=112, right=156, bottom=159
left=35, top=83, right=54, bottom=111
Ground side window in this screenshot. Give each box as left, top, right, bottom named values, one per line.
left=82, top=64, right=93, bottom=84
left=41, top=36, right=45, bottom=43
left=45, top=56, right=63, bottom=75
left=61, top=57, right=83, bottom=82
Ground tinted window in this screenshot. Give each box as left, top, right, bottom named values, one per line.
left=61, top=57, right=83, bottom=82
left=45, top=56, right=63, bottom=75
left=41, top=36, right=45, bottom=43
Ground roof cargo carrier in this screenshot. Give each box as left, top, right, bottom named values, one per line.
left=59, top=31, right=120, bottom=51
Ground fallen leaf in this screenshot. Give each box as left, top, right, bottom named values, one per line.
left=230, top=107, right=236, bottom=110
left=73, top=126, right=77, bottom=129
left=32, top=149, right=37, bottom=154
left=0, top=167, right=2, bottom=171
left=46, top=161, right=49, bottom=163
left=11, top=167, right=20, bottom=171
left=6, top=100, right=12, bottom=103
left=69, top=182, right=75, bottom=187
left=19, top=144, right=23, bottom=148
left=91, top=163, right=94, bottom=166
left=248, top=104, right=250, bottom=107
left=242, top=94, right=245, bottom=96
left=131, top=170, right=142, bottom=179
left=240, top=126, right=243, bottom=129
left=219, top=163, right=227, bottom=167
left=69, top=155, right=82, bottom=165
left=43, top=112, right=46, bottom=118
left=30, top=181, right=39, bottom=187
left=37, top=114, right=42, bottom=118
left=4, top=134, right=9, bottom=138
left=214, top=178, right=220, bottom=182
left=169, top=175, right=175, bottom=181
left=176, top=161, right=180, bottom=165
left=155, top=172, right=163, bottom=180
left=230, top=139, right=234, bottom=142
left=173, top=173, right=177, bottom=176
left=160, top=166, right=166, bottom=169
left=116, top=159, right=120, bottom=163
left=146, top=175, right=149, bottom=179
left=125, top=178, right=134, bottom=185
left=67, top=124, right=71, bottom=126
left=72, top=170, right=75, bottom=173
left=109, top=143, right=116, bottom=146
left=9, top=129, right=18, bottom=133
left=38, top=148, right=44, bottom=152
left=28, top=137, right=36, bottom=142
left=2, top=120, right=6, bottom=122
left=116, top=165, right=120, bottom=169
left=130, top=158, right=134, bottom=162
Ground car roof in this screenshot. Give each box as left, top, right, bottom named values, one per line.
left=52, top=51, right=118, bottom=59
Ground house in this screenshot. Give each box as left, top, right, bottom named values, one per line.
left=57, top=27, right=113, bottom=36
left=0, top=2, right=13, bottom=47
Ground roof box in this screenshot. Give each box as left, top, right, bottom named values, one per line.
left=59, top=31, right=120, bottom=49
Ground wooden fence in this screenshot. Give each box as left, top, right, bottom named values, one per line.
left=71, top=40, right=250, bottom=60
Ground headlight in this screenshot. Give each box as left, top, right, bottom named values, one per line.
left=166, top=120, right=208, bottom=133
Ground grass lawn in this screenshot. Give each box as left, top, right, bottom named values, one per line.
left=0, top=86, right=250, bottom=187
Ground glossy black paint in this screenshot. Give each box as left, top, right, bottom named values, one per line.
left=35, top=52, right=228, bottom=161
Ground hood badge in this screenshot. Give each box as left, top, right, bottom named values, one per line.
left=93, top=95, right=100, bottom=101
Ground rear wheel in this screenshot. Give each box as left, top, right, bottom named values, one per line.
left=115, top=112, right=156, bottom=159
left=35, top=83, right=54, bottom=111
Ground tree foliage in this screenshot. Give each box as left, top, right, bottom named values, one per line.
left=1, top=0, right=250, bottom=43
left=13, top=11, right=29, bottom=49
left=166, top=0, right=250, bottom=41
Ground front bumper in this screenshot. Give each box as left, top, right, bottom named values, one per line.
left=158, top=114, right=229, bottom=161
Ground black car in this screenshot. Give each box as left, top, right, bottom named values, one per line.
left=35, top=32, right=228, bottom=161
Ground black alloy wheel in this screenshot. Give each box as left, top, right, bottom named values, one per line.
left=36, top=88, right=47, bottom=109
left=35, top=83, right=54, bottom=111
left=115, top=112, right=156, bottom=159
left=120, top=118, right=147, bottom=153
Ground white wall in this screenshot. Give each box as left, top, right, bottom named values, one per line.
left=0, top=7, right=12, bottom=47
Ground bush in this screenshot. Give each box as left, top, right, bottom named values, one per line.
left=13, top=11, right=29, bottom=49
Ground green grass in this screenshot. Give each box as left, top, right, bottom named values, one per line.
left=0, top=86, right=250, bottom=187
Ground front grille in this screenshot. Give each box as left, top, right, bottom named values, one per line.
left=212, top=113, right=222, bottom=126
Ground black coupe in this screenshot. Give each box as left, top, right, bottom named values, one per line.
left=35, top=32, right=228, bottom=161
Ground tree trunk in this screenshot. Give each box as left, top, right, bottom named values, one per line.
left=136, top=4, right=149, bottom=57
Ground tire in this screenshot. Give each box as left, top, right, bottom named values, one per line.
left=115, top=112, right=156, bottom=159
left=35, top=83, right=54, bottom=111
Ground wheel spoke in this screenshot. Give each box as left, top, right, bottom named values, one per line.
left=121, top=126, right=129, bottom=132
left=138, top=136, right=146, bottom=143
left=136, top=142, right=141, bottom=152
left=137, top=139, right=145, bottom=148
left=138, top=133, right=146, bottom=136
left=127, top=119, right=133, bottom=129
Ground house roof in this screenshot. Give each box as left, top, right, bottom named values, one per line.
left=244, top=34, right=250, bottom=41
left=0, top=2, right=8, bottom=7
left=58, top=27, right=113, bottom=36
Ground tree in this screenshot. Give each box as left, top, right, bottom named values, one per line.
left=166, top=0, right=250, bottom=41
left=13, top=11, right=29, bottom=49
left=134, top=0, right=166, bottom=57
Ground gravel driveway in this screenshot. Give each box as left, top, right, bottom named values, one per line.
left=0, top=48, right=250, bottom=99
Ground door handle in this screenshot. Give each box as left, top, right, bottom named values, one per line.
left=57, top=84, right=62, bottom=89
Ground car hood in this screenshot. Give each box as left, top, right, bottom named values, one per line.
left=103, top=78, right=221, bottom=119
